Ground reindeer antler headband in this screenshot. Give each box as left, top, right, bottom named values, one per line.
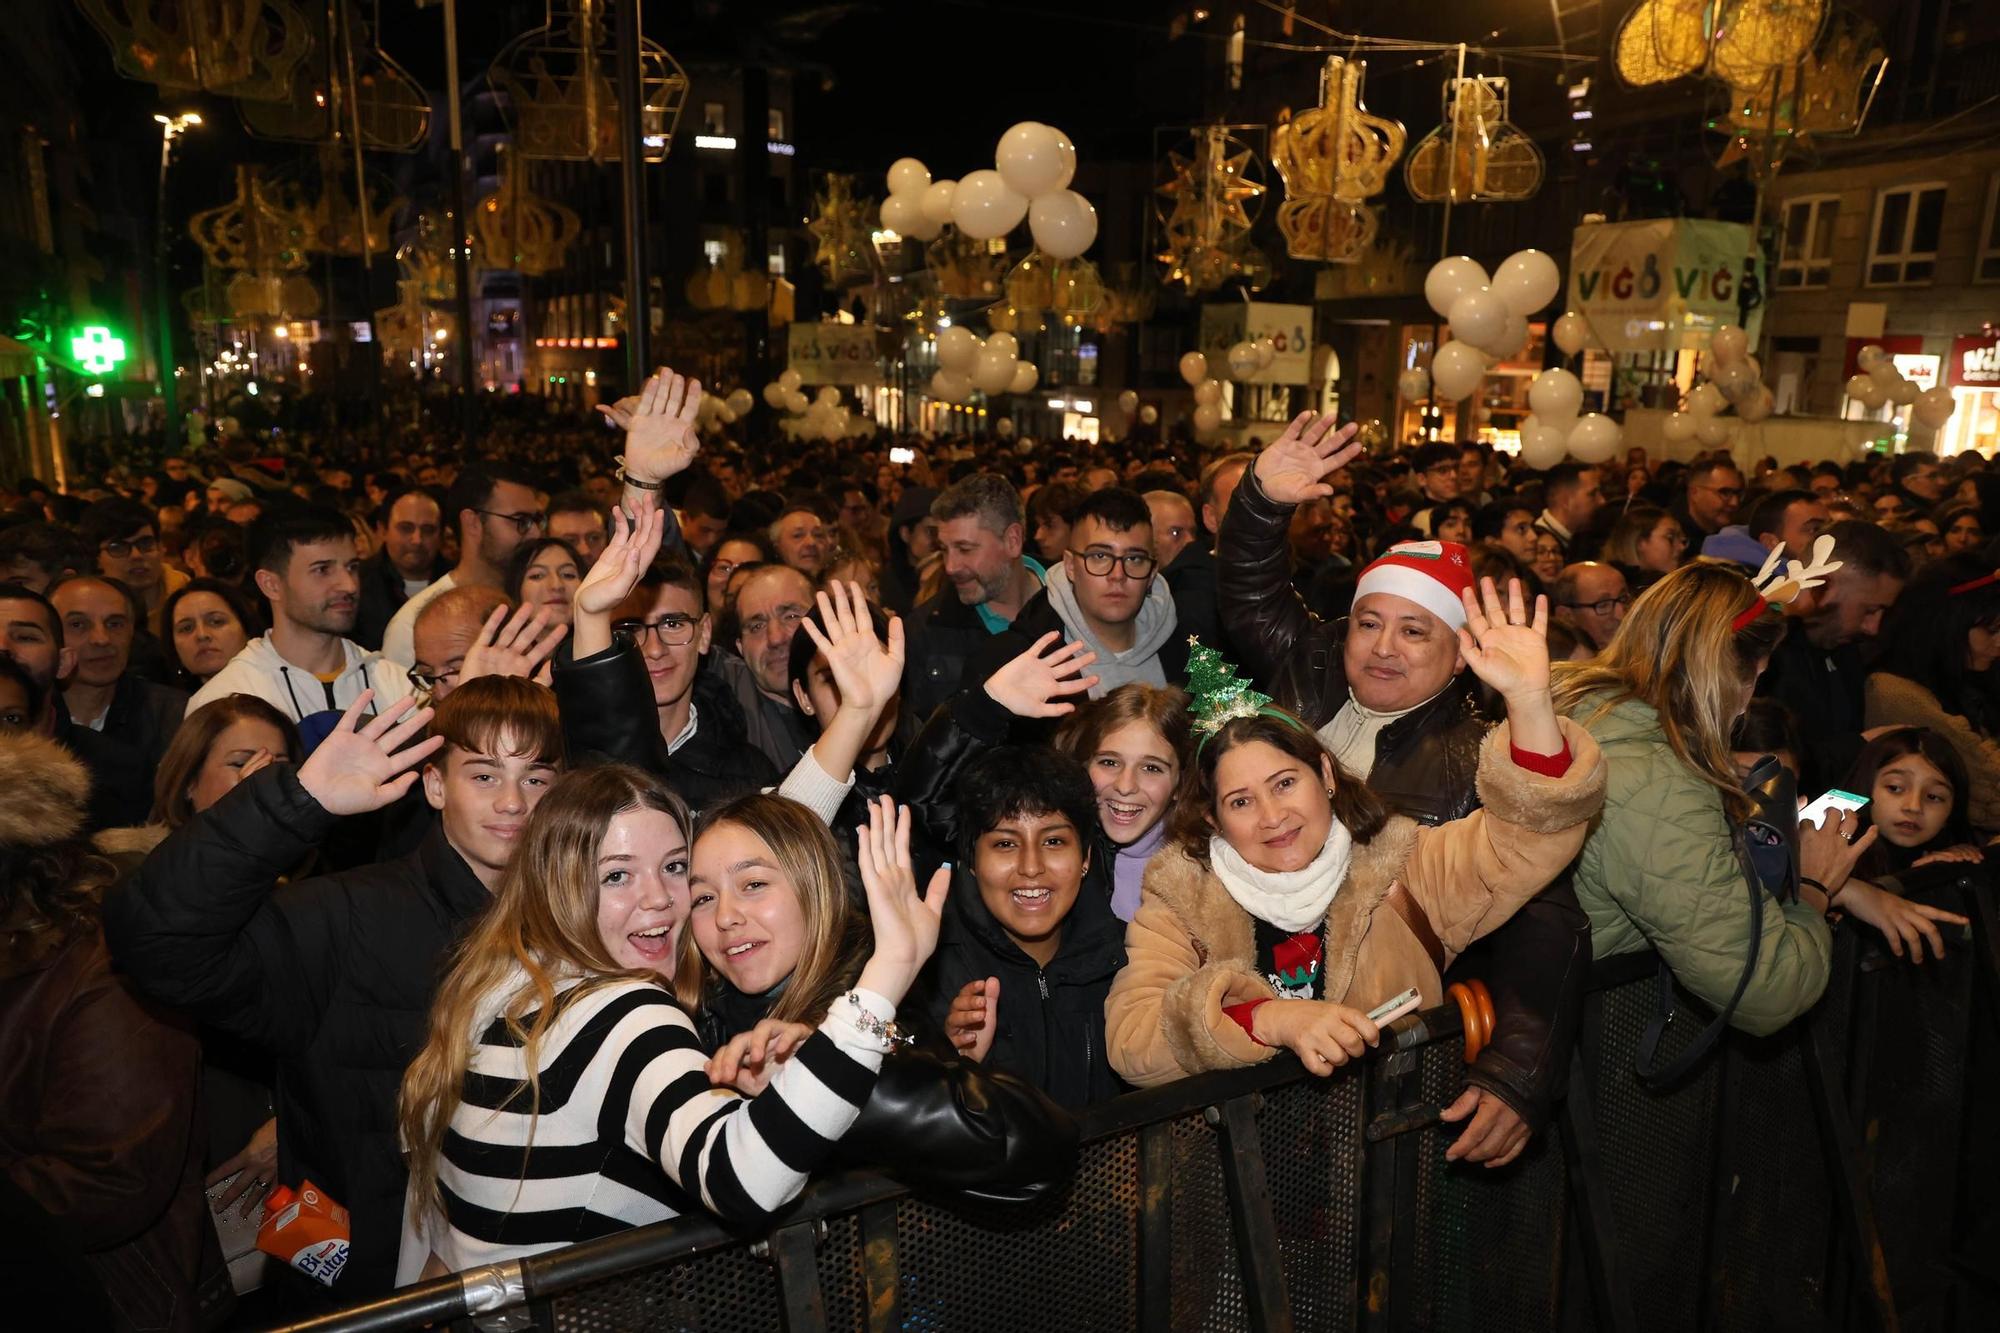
left=1731, top=534, right=1842, bottom=631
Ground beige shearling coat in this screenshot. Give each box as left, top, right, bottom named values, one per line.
left=1105, top=718, right=1607, bottom=1087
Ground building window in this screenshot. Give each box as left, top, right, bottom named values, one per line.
left=702, top=102, right=727, bottom=136
left=768, top=108, right=785, bottom=140
left=1979, top=174, right=2000, bottom=284
left=1775, top=195, right=1838, bottom=289
left=1866, top=183, right=1946, bottom=287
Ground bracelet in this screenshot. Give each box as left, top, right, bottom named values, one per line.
left=1799, top=875, right=1842, bottom=905
left=614, top=457, right=665, bottom=491
left=841, top=991, right=911, bottom=1051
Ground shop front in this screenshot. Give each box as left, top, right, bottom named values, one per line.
left=1941, top=331, right=2000, bottom=457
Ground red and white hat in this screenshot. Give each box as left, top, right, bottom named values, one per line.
left=1353, top=541, right=1475, bottom=630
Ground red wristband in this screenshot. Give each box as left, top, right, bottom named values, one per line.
left=1509, top=740, right=1572, bottom=778
left=1224, top=1000, right=1271, bottom=1046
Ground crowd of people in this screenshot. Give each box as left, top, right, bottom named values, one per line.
left=2, top=370, right=1994, bottom=1328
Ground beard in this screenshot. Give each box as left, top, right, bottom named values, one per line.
left=296, top=598, right=359, bottom=635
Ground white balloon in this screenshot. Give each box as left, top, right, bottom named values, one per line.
left=972, top=347, right=1018, bottom=395
left=1566, top=413, right=1622, bottom=463
left=1686, top=382, right=1728, bottom=417
left=1713, top=361, right=1758, bottom=402
left=1709, top=324, right=1749, bottom=365
left=1741, top=354, right=1761, bottom=382
left=995, top=121, right=1077, bottom=199
left=880, top=192, right=924, bottom=235
left=919, top=180, right=958, bottom=226
left=1178, top=351, right=1208, bottom=387
left=1117, top=388, right=1139, bottom=414
left=1193, top=378, right=1223, bottom=405
left=1527, top=368, right=1584, bottom=421
left=1396, top=367, right=1431, bottom=400
left=930, top=369, right=972, bottom=404
left=984, top=332, right=1019, bottom=360
left=1868, top=359, right=1902, bottom=390
left=1845, top=373, right=1886, bottom=409
left=1695, top=415, right=1734, bottom=446
left=1139, top=404, right=1159, bottom=425
left=1446, top=289, right=1509, bottom=351
left=951, top=169, right=1029, bottom=240
left=784, top=389, right=809, bottom=414
left=1430, top=340, right=1488, bottom=401
left=1255, top=338, right=1277, bottom=368
left=1663, top=410, right=1699, bottom=442
left=1008, top=361, right=1039, bottom=395
left=762, top=382, right=786, bottom=408
left=1856, top=343, right=1888, bottom=371
left=1424, top=256, right=1490, bottom=319
left=816, top=385, right=841, bottom=406
left=901, top=212, right=943, bottom=242
left=995, top=417, right=1016, bottom=438
left=1737, top=385, right=1775, bottom=423
left=1226, top=341, right=1262, bottom=381
left=716, top=403, right=737, bottom=425
left=887, top=157, right=930, bottom=198
left=778, top=368, right=803, bottom=394
left=1485, top=309, right=1530, bottom=359
left=937, top=325, right=983, bottom=372
left=1887, top=376, right=1920, bottom=406
left=1490, top=248, right=1562, bottom=316
left=1192, top=402, right=1223, bottom=434
left=1028, top=189, right=1098, bottom=260
left=726, top=387, right=754, bottom=416
left=1519, top=424, right=1568, bottom=469
left=1914, top=388, right=1956, bottom=428
left=1552, top=311, right=1589, bottom=356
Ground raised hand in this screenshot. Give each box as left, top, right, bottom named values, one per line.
left=946, top=976, right=1000, bottom=1063
left=575, top=505, right=667, bottom=618
left=460, top=602, right=567, bottom=685
left=853, top=795, right=950, bottom=1005
left=799, top=580, right=905, bottom=715
left=1251, top=411, right=1364, bottom=506
left=705, top=1018, right=816, bottom=1096
left=296, top=692, right=444, bottom=817
left=983, top=631, right=1101, bottom=717
left=1799, top=810, right=1875, bottom=903
left=1457, top=577, right=1561, bottom=758
left=599, top=367, right=703, bottom=485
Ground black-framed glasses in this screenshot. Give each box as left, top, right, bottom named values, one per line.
left=100, top=534, right=160, bottom=558
left=474, top=508, right=547, bottom=535
left=408, top=664, right=461, bottom=695
left=614, top=614, right=700, bottom=647
left=740, top=605, right=810, bottom=639
left=1562, top=594, right=1633, bottom=617
left=1071, top=549, right=1157, bottom=578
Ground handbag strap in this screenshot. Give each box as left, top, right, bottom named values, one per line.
left=1384, top=881, right=1447, bottom=978
left=1632, top=841, right=1766, bottom=1089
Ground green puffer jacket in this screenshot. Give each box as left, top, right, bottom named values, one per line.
left=1569, top=691, right=1832, bottom=1037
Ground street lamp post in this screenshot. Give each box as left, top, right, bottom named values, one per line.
left=154, top=112, right=201, bottom=445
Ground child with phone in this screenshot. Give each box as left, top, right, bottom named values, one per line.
left=1820, top=727, right=1976, bottom=962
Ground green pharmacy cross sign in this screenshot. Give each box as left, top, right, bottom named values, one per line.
left=71, top=326, right=128, bottom=376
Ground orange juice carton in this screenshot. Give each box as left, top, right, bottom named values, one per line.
left=255, top=1180, right=351, bottom=1287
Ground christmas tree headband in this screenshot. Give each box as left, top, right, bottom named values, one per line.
left=1732, top=534, right=1842, bottom=632
left=1186, top=637, right=1309, bottom=753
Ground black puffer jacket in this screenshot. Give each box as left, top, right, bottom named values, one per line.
left=552, top=642, right=779, bottom=814
left=1218, top=460, right=1589, bottom=1130
left=102, top=767, right=491, bottom=1301
left=901, top=588, right=996, bottom=729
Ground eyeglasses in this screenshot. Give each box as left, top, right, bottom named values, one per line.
left=1071, top=549, right=1157, bottom=578
left=408, top=664, right=461, bottom=695
left=475, top=508, right=547, bottom=535
left=740, top=605, right=810, bottom=638
left=1562, top=594, right=1633, bottom=617
left=100, top=534, right=160, bottom=558
left=1422, top=462, right=1459, bottom=476
left=614, top=614, right=700, bottom=647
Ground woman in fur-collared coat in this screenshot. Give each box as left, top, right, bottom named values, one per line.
left=1105, top=579, right=1606, bottom=1087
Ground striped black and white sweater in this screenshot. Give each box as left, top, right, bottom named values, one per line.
left=397, top=973, right=891, bottom=1279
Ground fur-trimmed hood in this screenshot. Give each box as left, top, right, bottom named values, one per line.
left=0, top=732, right=91, bottom=849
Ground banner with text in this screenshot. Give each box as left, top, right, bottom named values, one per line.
left=1566, top=219, right=1763, bottom=355
left=786, top=323, right=881, bottom=385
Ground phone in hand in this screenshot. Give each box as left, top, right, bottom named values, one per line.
left=1799, top=787, right=1869, bottom=830
left=1366, top=985, right=1422, bottom=1026
left=889, top=446, right=916, bottom=464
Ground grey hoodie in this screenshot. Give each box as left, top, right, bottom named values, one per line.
left=185, top=632, right=413, bottom=722
left=1043, top=565, right=1177, bottom=697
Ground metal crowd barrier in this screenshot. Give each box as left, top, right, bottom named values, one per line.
left=271, top=866, right=1998, bottom=1333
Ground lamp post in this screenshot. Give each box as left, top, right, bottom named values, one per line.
left=154, top=111, right=202, bottom=444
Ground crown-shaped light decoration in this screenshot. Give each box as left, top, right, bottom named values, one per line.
left=76, top=0, right=311, bottom=100
left=1711, top=11, right=1886, bottom=171
left=1736, top=534, right=1841, bottom=629
left=1273, top=57, right=1405, bottom=264
left=488, top=0, right=688, bottom=163
left=475, top=149, right=581, bottom=276
left=1186, top=638, right=1277, bottom=737
left=189, top=166, right=312, bottom=273
left=238, top=18, right=431, bottom=152
left=1404, top=77, right=1543, bottom=203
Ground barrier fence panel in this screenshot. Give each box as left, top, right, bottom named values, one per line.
left=271, top=892, right=1999, bottom=1333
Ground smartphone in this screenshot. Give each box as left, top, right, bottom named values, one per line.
left=888, top=446, right=916, bottom=464
left=1366, top=985, right=1422, bottom=1026
left=1799, top=787, right=1869, bottom=830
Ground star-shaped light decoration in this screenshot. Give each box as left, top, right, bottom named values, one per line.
left=807, top=173, right=877, bottom=285
left=1154, top=125, right=1271, bottom=294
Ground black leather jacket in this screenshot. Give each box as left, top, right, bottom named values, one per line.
left=1218, top=462, right=1589, bottom=1129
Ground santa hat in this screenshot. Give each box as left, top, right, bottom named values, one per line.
left=1353, top=541, right=1475, bottom=630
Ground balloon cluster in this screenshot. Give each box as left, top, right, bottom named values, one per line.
left=1174, top=343, right=1275, bottom=437
left=1660, top=324, right=1772, bottom=450
left=930, top=325, right=1039, bottom=404
left=1422, top=249, right=1562, bottom=401
left=1519, top=368, right=1622, bottom=467
left=768, top=378, right=872, bottom=443
left=698, top=386, right=756, bottom=430
left=1844, top=344, right=1956, bottom=430
left=879, top=123, right=1098, bottom=260
left=760, top=368, right=813, bottom=416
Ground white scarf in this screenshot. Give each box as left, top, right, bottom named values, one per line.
left=1208, top=820, right=1355, bottom=933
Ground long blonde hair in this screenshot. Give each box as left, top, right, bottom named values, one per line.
left=1549, top=561, right=1787, bottom=821
left=672, top=794, right=864, bottom=1025
left=398, top=764, right=690, bottom=1219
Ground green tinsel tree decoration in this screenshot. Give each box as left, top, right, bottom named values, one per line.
left=1185, top=636, right=1275, bottom=736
